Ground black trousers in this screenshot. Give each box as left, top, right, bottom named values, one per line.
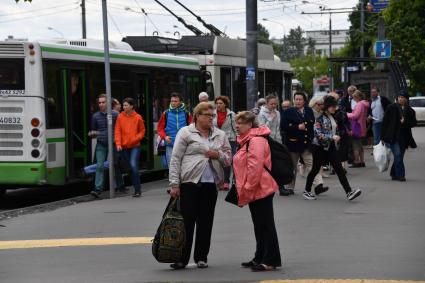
left=248, top=193, right=282, bottom=267
left=180, top=182, right=218, bottom=265
left=306, top=145, right=352, bottom=194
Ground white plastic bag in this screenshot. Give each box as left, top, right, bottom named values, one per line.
left=373, top=142, right=391, bottom=172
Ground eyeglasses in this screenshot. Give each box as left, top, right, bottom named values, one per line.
left=199, top=113, right=214, bottom=118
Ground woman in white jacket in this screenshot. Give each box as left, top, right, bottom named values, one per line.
left=258, top=94, right=282, bottom=143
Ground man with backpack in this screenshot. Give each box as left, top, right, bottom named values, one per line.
left=157, top=92, right=192, bottom=168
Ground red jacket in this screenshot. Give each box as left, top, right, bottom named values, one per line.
left=115, top=111, right=146, bottom=149
left=233, top=126, right=278, bottom=207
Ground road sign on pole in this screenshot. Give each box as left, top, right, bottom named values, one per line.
left=375, top=40, right=391, bottom=59
left=370, top=0, right=390, bottom=12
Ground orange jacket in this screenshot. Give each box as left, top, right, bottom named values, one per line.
left=114, top=111, right=146, bottom=149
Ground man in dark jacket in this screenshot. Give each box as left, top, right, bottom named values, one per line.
left=89, top=94, right=123, bottom=197
left=381, top=90, right=417, bottom=182
left=339, top=85, right=357, bottom=113
left=368, top=87, right=391, bottom=145
left=281, top=92, right=327, bottom=196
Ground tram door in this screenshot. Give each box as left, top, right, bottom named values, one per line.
left=61, top=69, right=89, bottom=178
left=133, top=73, right=152, bottom=170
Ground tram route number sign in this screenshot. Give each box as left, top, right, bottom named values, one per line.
left=0, top=90, right=25, bottom=96
left=0, top=117, right=22, bottom=124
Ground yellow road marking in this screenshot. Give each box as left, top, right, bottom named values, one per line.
left=261, top=280, right=425, bottom=283
left=0, top=237, right=153, bottom=250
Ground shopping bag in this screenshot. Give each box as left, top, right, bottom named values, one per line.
left=373, top=142, right=391, bottom=172
left=152, top=197, right=186, bottom=263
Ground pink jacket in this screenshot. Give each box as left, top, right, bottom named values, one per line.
left=233, top=126, right=278, bottom=207
left=348, top=100, right=370, bottom=137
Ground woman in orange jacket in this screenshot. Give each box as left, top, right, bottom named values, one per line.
left=232, top=111, right=281, bottom=272
left=115, top=97, right=146, bottom=197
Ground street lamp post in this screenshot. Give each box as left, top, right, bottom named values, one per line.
left=47, top=26, right=64, bottom=38
left=262, top=18, right=285, bottom=61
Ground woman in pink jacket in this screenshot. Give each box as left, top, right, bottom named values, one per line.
left=347, top=90, right=370, bottom=167
left=232, top=111, right=281, bottom=272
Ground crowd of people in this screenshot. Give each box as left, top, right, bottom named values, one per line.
left=88, top=85, right=417, bottom=272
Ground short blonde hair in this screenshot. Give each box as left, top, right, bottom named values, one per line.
left=309, top=96, right=324, bottom=108
left=235, top=111, right=258, bottom=128
left=348, top=85, right=357, bottom=94
left=193, top=102, right=213, bottom=123
left=353, top=90, right=365, bottom=100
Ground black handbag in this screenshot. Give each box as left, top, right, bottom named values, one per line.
left=152, top=197, right=186, bottom=263
left=225, top=183, right=239, bottom=206
left=157, top=140, right=166, bottom=156
left=116, top=152, right=132, bottom=174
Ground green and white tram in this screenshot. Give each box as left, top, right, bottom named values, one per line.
left=0, top=39, right=201, bottom=196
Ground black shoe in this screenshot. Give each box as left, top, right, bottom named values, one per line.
left=360, top=162, right=366, bottom=167
left=349, top=163, right=362, bottom=168
left=288, top=189, right=295, bottom=195
left=170, top=262, right=186, bottom=270
left=330, top=169, right=336, bottom=175
left=90, top=190, right=101, bottom=198
left=314, top=184, right=329, bottom=196
left=347, top=188, right=362, bottom=201
left=133, top=192, right=141, bottom=197
left=196, top=261, right=208, bottom=268
left=392, top=177, right=406, bottom=182
left=241, top=260, right=257, bottom=268
left=251, top=264, right=276, bottom=272
left=279, top=189, right=291, bottom=196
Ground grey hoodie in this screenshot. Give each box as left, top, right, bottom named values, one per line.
left=258, top=106, right=282, bottom=143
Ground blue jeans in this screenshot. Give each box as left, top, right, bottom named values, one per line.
left=122, top=147, right=141, bottom=193
left=372, top=122, right=382, bottom=145
left=386, top=142, right=405, bottom=178
left=165, top=145, right=173, bottom=169
left=94, top=143, right=123, bottom=192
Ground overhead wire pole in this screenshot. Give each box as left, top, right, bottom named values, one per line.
left=360, top=0, right=364, bottom=58
left=101, top=0, right=115, bottom=199
left=246, top=0, right=258, bottom=109
left=302, top=9, right=352, bottom=91
left=81, top=0, right=87, bottom=38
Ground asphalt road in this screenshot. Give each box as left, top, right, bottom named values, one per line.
left=0, top=128, right=424, bottom=283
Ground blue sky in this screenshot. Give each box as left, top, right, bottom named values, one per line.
left=1, top=0, right=358, bottom=42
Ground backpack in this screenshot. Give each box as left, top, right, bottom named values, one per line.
left=152, top=197, right=186, bottom=263
left=164, top=109, right=190, bottom=128
left=245, top=136, right=294, bottom=186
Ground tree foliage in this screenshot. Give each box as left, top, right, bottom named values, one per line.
left=290, top=54, right=328, bottom=96
left=384, top=0, right=425, bottom=94
left=282, top=26, right=306, bottom=61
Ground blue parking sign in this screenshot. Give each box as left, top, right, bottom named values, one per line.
left=370, top=0, right=390, bottom=12
left=375, top=40, right=391, bottom=59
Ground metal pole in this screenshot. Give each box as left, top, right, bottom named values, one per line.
left=144, top=14, right=147, bottom=36
left=101, top=0, right=115, bottom=199
left=360, top=0, right=364, bottom=58
left=329, top=14, right=333, bottom=91
left=246, top=0, right=258, bottom=110
left=377, top=16, right=385, bottom=70
left=82, top=0, right=87, bottom=39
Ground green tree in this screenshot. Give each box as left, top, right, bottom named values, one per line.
left=306, top=37, right=316, bottom=55
left=290, top=54, right=328, bottom=95
left=282, top=26, right=306, bottom=61
left=384, top=0, right=425, bottom=94
left=257, top=23, right=283, bottom=59
left=344, top=3, right=379, bottom=58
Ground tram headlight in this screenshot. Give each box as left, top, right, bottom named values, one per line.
left=31, top=149, right=40, bottom=158
left=31, top=118, right=40, bottom=127
left=31, top=139, right=40, bottom=148
left=31, top=128, right=40, bottom=137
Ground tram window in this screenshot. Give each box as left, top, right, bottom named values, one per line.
left=220, top=67, right=232, bottom=97
left=232, top=67, right=246, bottom=113
left=152, top=70, right=185, bottom=121
left=45, top=63, right=64, bottom=129
left=0, top=59, right=25, bottom=90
